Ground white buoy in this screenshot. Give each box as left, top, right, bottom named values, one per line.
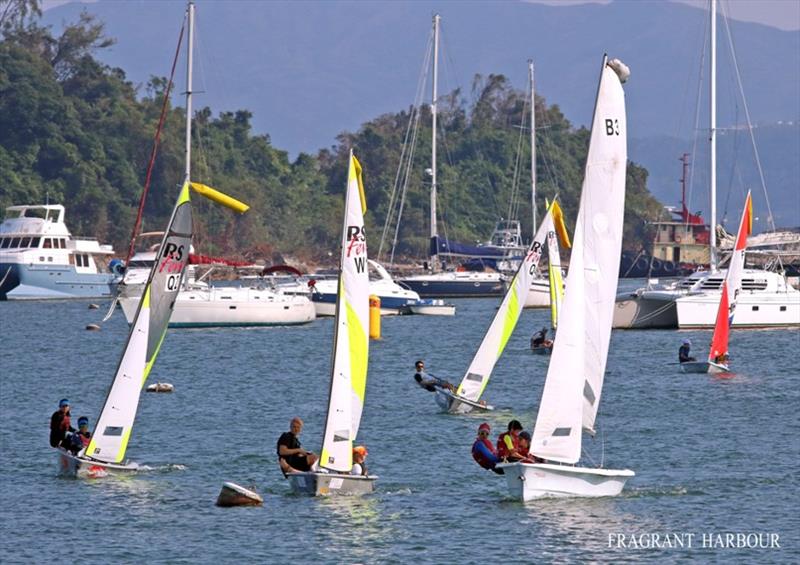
left=85, top=323, right=101, bottom=331
left=146, top=382, right=174, bottom=393
left=216, top=482, right=263, bottom=507
left=88, top=303, right=99, bottom=310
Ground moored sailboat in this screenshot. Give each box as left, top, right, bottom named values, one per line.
left=57, top=2, right=248, bottom=478
left=287, top=152, right=376, bottom=496
left=681, top=191, right=752, bottom=374
left=435, top=201, right=565, bottom=414
left=497, top=56, right=634, bottom=500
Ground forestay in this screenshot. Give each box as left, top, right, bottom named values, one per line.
left=86, top=182, right=193, bottom=464
left=455, top=205, right=556, bottom=403
left=319, top=153, right=370, bottom=473
left=531, top=58, right=627, bottom=463
left=708, top=190, right=752, bottom=362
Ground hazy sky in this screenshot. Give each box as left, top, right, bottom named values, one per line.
left=529, top=0, right=799, bottom=30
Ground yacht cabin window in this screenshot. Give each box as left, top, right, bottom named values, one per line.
left=30, top=237, right=40, bottom=247
left=10, top=237, right=20, bottom=247
left=43, top=238, right=52, bottom=248
left=0, top=238, right=9, bottom=248
left=20, top=237, right=31, bottom=248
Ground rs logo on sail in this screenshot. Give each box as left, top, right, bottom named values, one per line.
left=346, top=225, right=367, bottom=273
left=158, top=242, right=186, bottom=274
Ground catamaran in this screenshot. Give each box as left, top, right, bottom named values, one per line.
left=57, top=2, right=248, bottom=478
left=287, top=153, right=376, bottom=496
left=681, top=191, right=752, bottom=374
left=497, top=56, right=634, bottom=500
left=435, top=201, right=566, bottom=414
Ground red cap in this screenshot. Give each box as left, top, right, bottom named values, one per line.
left=478, top=422, right=490, bottom=432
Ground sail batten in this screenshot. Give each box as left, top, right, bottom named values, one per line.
left=454, top=208, right=556, bottom=403
left=531, top=58, right=627, bottom=464
left=319, top=154, right=370, bottom=473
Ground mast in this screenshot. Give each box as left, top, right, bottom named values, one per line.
left=529, top=60, right=536, bottom=238
left=184, top=1, right=195, bottom=185
left=709, top=0, right=717, bottom=270
left=680, top=152, right=689, bottom=212
left=430, top=14, right=440, bottom=271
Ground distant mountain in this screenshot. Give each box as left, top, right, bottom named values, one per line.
left=43, top=0, right=799, bottom=232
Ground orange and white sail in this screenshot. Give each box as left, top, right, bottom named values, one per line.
left=708, top=191, right=752, bottom=363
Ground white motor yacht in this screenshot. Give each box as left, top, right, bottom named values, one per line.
left=0, top=204, right=116, bottom=300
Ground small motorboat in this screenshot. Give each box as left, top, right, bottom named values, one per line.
left=401, top=298, right=456, bottom=316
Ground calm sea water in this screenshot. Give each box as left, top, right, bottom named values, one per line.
left=1, top=280, right=798, bottom=563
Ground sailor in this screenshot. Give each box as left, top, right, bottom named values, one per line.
left=277, top=417, right=318, bottom=475
left=351, top=445, right=368, bottom=476
left=497, top=419, right=524, bottom=461
left=516, top=430, right=543, bottom=464
left=71, top=416, right=92, bottom=454
left=49, top=398, right=75, bottom=449
left=471, top=422, right=503, bottom=474
left=531, top=327, right=553, bottom=349
left=413, top=360, right=455, bottom=392
left=678, top=339, right=696, bottom=363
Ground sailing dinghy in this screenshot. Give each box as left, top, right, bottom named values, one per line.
left=287, top=153, right=377, bottom=496
left=435, top=201, right=565, bottom=414
left=497, top=56, right=634, bottom=500
left=680, top=191, right=752, bottom=374
left=58, top=2, right=248, bottom=478
left=531, top=206, right=569, bottom=355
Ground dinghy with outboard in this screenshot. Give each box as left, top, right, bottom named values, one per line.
left=58, top=2, right=248, bottom=478
left=497, top=56, right=635, bottom=500
left=435, top=201, right=567, bottom=414
left=286, top=153, right=377, bottom=496
left=680, top=191, right=752, bottom=374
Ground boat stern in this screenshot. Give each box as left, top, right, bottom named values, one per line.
left=287, top=472, right=377, bottom=496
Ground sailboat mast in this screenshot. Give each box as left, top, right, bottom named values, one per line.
left=184, top=1, right=195, bottom=185
left=529, top=60, right=536, bottom=238
left=430, top=14, right=440, bottom=271
left=709, top=0, right=717, bottom=270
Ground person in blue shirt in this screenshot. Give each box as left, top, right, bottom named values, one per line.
left=413, top=360, right=455, bottom=392
left=471, top=422, right=503, bottom=474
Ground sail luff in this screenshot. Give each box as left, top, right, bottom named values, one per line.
left=319, top=153, right=370, bottom=473
left=546, top=230, right=563, bottom=329
left=708, top=190, right=752, bottom=362
left=531, top=57, right=627, bottom=463
left=455, top=209, right=555, bottom=402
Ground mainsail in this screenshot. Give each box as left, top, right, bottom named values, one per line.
left=454, top=203, right=558, bottom=404
left=319, top=153, right=370, bottom=473
left=86, top=183, right=193, bottom=463
left=531, top=57, right=628, bottom=463
left=546, top=200, right=570, bottom=329
left=708, top=191, right=752, bottom=362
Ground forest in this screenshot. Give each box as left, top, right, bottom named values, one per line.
left=0, top=2, right=664, bottom=265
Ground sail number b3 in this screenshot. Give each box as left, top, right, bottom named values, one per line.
left=605, top=119, right=620, bottom=136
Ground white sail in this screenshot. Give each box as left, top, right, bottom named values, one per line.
left=531, top=57, right=628, bottom=463
left=319, top=153, right=370, bottom=473
left=455, top=208, right=556, bottom=402
left=86, top=184, right=193, bottom=463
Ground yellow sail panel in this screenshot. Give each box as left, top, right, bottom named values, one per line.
left=498, top=279, right=521, bottom=357
left=350, top=155, right=367, bottom=213
left=346, top=300, right=368, bottom=403
left=189, top=182, right=250, bottom=213
left=550, top=200, right=571, bottom=248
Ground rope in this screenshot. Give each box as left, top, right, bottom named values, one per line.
left=123, top=18, right=186, bottom=267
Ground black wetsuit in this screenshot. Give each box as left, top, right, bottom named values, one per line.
left=277, top=432, right=311, bottom=471
left=49, top=410, right=74, bottom=448
left=678, top=345, right=696, bottom=363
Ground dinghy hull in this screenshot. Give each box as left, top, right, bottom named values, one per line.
left=287, top=472, right=377, bottom=496
left=530, top=345, right=552, bottom=355
left=435, top=389, right=494, bottom=414
left=496, top=462, right=634, bottom=501
left=679, top=361, right=729, bottom=374
left=57, top=448, right=139, bottom=478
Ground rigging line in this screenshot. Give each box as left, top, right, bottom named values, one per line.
left=720, top=0, right=777, bottom=235
left=124, top=16, right=186, bottom=267
left=685, top=15, right=708, bottom=234
left=378, top=33, right=432, bottom=261
left=507, top=88, right=529, bottom=224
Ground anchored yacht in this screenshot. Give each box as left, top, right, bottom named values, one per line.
left=0, top=205, right=116, bottom=300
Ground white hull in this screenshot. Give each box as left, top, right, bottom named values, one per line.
left=676, top=291, right=800, bottom=328
left=216, top=482, right=263, bottom=506
left=612, top=290, right=679, bottom=329
left=435, top=389, right=494, bottom=414
left=679, top=360, right=729, bottom=374
left=523, top=278, right=554, bottom=308
left=404, top=301, right=456, bottom=316
left=497, top=462, right=634, bottom=501
left=287, top=472, right=377, bottom=496
left=120, top=289, right=316, bottom=327
left=57, top=448, right=138, bottom=478
left=313, top=301, right=401, bottom=317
